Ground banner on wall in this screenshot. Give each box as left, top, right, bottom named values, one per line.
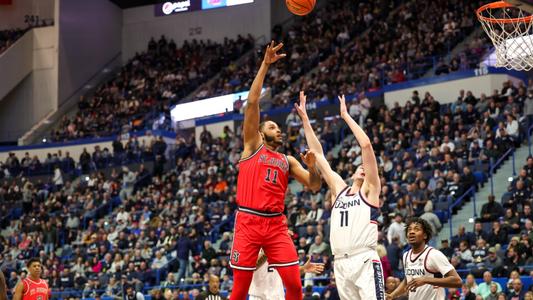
left=154, top=0, right=253, bottom=16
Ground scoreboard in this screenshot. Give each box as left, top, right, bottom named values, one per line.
left=155, top=0, right=254, bottom=16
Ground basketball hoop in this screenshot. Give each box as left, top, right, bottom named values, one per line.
left=477, top=1, right=533, bottom=70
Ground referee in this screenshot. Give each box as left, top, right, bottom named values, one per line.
left=196, top=275, right=226, bottom=300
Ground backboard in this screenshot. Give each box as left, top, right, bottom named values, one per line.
left=506, top=0, right=533, bottom=14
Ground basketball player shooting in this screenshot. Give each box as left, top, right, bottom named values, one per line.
left=387, top=218, right=461, bottom=300
left=229, top=41, right=322, bottom=300
left=294, top=92, right=384, bottom=300
left=249, top=248, right=325, bottom=300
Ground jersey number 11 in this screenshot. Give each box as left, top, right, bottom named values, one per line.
left=340, top=210, right=348, bottom=227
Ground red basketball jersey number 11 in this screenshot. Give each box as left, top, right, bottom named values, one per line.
left=286, top=0, right=316, bottom=16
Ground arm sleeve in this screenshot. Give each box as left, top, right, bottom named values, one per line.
left=426, top=249, right=454, bottom=276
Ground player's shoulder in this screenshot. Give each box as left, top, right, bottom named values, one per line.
left=426, top=246, right=449, bottom=261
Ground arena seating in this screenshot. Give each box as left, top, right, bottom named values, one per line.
left=49, top=35, right=255, bottom=142
left=2, top=76, right=532, bottom=299
left=48, top=0, right=494, bottom=144
left=195, top=0, right=490, bottom=108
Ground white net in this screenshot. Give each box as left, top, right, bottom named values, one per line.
left=478, top=1, right=533, bottom=70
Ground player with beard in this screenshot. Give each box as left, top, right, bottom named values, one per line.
left=387, top=218, right=461, bottom=300
left=229, top=41, right=322, bottom=300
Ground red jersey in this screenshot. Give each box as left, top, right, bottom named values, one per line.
left=237, top=144, right=289, bottom=212
left=22, top=278, right=49, bottom=300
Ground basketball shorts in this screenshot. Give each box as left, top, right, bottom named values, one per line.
left=229, top=208, right=299, bottom=271
left=334, top=248, right=385, bottom=300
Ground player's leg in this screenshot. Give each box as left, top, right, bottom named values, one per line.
left=263, top=216, right=302, bottom=300
left=232, top=270, right=255, bottom=300
left=355, top=251, right=385, bottom=300
left=334, top=258, right=359, bottom=300
left=276, top=265, right=302, bottom=300
left=230, top=212, right=262, bottom=300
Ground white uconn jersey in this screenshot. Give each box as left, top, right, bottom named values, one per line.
left=403, top=246, right=454, bottom=300
left=249, top=262, right=284, bottom=300
left=331, top=186, right=379, bottom=256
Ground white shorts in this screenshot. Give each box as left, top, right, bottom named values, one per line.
left=248, top=294, right=284, bottom=300
left=334, top=249, right=385, bottom=300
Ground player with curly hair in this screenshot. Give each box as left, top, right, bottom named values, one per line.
left=387, top=218, right=462, bottom=300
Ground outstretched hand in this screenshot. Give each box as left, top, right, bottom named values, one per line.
left=338, top=94, right=349, bottom=118
left=263, top=41, right=286, bottom=65
left=294, top=91, right=308, bottom=120
left=302, top=256, right=325, bottom=274
left=300, top=149, right=316, bottom=167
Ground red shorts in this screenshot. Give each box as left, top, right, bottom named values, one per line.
left=229, top=209, right=299, bottom=271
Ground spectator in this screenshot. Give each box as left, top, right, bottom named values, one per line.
left=451, top=225, right=476, bottom=250
left=386, top=236, right=403, bottom=274
left=151, top=251, right=168, bottom=270
left=440, top=239, right=454, bottom=259
left=477, top=271, right=502, bottom=299
left=308, top=235, right=329, bottom=256
left=480, top=195, right=504, bottom=222
left=465, top=274, right=478, bottom=295
left=484, top=247, right=503, bottom=271
left=473, top=222, right=489, bottom=242
left=485, top=283, right=502, bottom=300
left=507, top=278, right=526, bottom=300
left=420, top=201, right=442, bottom=238
left=488, top=221, right=509, bottom=247
left=387, top=214, right=406, bottom=246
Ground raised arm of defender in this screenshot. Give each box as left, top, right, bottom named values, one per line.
left=241, top=41, right=286, bottom=159
left=294, top=91, right=346, bottom=196
left=339, top=94, right=380, bottom=207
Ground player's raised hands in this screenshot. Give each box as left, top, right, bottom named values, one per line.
left=263, top=41, right=286, bottom=65
left=302, top=256, right=325, bottom=274
left=294, top=91, right=309, bottom=120
left=300, top=149, right=316, bottom=168
left=338, top=94, right=349, bottom=118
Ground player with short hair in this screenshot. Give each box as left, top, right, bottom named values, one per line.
left=387, top=218, right=462, bottom=300
left=294, top=92, right=384, bottom=300
left=229, top=42, right=322, bottom=300
left=13, top=258, right=49, bottom=300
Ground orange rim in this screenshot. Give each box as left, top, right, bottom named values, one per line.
left=477, top=1, right=533, bottom=23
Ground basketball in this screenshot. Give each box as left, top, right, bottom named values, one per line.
left=286, top=0, right=316, bottom=16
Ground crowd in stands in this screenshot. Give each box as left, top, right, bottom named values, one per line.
left=274, top=0, right=489, bottom=108
left=48, top=0, right=495, bottom=143
left=443, top=155, right=533, bottom=299
left=0, top=28, right=27, bottom=54
left=192, top=0, right=397, bottom=102
left=49, top=35, right=254, bottom=142
left=195, top=0, right=489, bottom=109
left=0, top=135, right=168, bottom=178
left=1, top=77, right=532, bottom=299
